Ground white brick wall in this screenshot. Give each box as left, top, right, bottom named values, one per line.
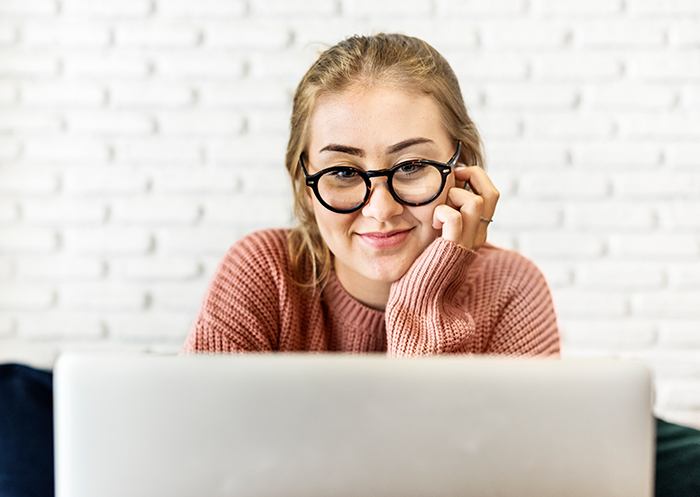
left=1, top=0, right=699, bottom=428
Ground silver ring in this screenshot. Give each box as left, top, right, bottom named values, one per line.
left=479, top=216, right=493, bottom=224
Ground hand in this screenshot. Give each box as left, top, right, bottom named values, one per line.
left=432, top=165, right=499, bottom=250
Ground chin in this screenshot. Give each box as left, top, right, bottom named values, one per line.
left=363, top=256, right=414, bottom=283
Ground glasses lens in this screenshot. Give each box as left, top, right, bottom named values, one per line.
left=317, top=168, right=367, bottom=211
left=392, top=163, right=443, bottom=203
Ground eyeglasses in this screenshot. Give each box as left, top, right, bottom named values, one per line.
left=299, top=141, right=462, bottom=214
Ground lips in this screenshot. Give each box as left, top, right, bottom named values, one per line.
left=357, top=228, right=414, bottom=249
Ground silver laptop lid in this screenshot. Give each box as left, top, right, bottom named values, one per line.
left=54, top=353, right=654, bottom=497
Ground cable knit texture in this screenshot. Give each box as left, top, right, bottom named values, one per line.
left=182, top=229, right=560, bottom=356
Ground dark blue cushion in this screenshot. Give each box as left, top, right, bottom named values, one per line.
left=0, top=364, right=54, bottom=497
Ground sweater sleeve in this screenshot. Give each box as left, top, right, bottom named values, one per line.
left=484, top=256, right=560, bottom=356
left=181, top=232, right=282, bottom=354
left=385, top=237, right=479, bottom=356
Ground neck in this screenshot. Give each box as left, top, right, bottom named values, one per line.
left=334, top=259, right=391, bottom=311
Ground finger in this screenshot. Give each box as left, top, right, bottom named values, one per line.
left=453, top=166, right=499, bottom=246
left=433, top=204, right=463, bottom=245
left=446, top=188, right=483, bottom=249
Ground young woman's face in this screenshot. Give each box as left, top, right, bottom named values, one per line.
left=305, top=85, right=457, bottom=286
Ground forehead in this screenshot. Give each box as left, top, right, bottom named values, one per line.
left=307, top=85, right=448, bottom=155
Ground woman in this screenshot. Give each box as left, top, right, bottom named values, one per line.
left=183, top=33, right=559, bottom=356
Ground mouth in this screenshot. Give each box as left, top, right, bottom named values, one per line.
left=356, top=228, right=414, bottom=249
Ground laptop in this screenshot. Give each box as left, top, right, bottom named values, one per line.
left=54, top=353, right=655, bottom=497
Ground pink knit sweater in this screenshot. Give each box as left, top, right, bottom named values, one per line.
left=183, top=229, right=560, bottom=356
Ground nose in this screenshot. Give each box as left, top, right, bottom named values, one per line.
left=360, top=178, right=404, bottom=221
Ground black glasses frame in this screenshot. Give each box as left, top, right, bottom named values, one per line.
left=299, top=141, right=462, bottom=214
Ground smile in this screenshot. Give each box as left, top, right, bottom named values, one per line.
left=357, top=228, right=414, bottom=249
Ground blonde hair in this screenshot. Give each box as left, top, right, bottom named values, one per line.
left=285, top=33, right=484, bottom=290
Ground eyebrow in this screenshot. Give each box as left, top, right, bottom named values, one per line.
left=318, top=137, right=435, bottom=157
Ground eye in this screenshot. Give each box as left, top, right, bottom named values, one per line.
left=327, top=168, right=359, bottom=179
left=396, top=162, right=422, bottom=175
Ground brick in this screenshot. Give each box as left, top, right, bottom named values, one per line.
left=154, top=52, right=245, bottom=79
left=0, top=168, right=58, bottom=195
left=150, top=168, right=241, bottom=193
left=468, top=110, right=520, bottom=140
left=199, top=81, right=290, bottom=108
left=659, top=202, right=700, bottom=229
left=0, top=200, right=17, bottom=222
left=115, top=22, right=200, bottom=47
left=618, top=113, right=700, bottom=139
left=23, top=138, right=109, bottom=165
left=149, top=281, right=209, bottom=312
left=0, top=0, right=56, bottom=15
left=154, top=227, right=246, bottom=255
left=105, top=312, right=193, bottom=342
left=156, top=111, right=244, bottom=135
left=666, top=143, right=700, bottom=168
left=247, top=50, right=325, bottom=84
left=436, top=0, right=525, bottom=16
left=65, top=111, right=154, bottom=135
left=574, top=261, right=665, bottom=289
left=113, top=139, right=202, bottom=166
left=659, top=382, right=700, bottom=411
left=289, top=20, right=373, bottom=48
left=571, top=141, right=662, bottom=168
left=449, top=52, right=529, bottom=82
left=62, top=227, right=152, bottom=254
left=484, top=84, right=578, bottom=110
left=22, top=21, right=110, bottom=46
left=486, top=141, right=568, bottom=169
left=646, top=352, right=700, bottom=379
left=628, top=53, right=700, bottom=81
left=246, top=110, right=294, bottom=135
left=632, top=291, right=700, bottom=319
left=524, top=113, right=615, bottom=139
left=614, top=173, right=700, bottom=198
left=62, top=0, right=151, bottom=16
left=0, top=52, right=58, bottom=77
left=0, top=285, right=54, bottom=310
left=669, top=21, right=700, bottom=46
left=203, top=196, right=293, bottom=225
left=21, top=81, right=105, bottom=106
left=110, top=197, right=201, bottom=225
left=63, top=168, right=148, bottom=195
left=573, top=21, right=665, bottom=47
left=0, top=111, right=62, bottom=133
left=550, top=289, right=628, bottom=318
left=658, top=321, right=700, bottom=348
left=668, top=262, right=700, bottom=288
left=16, top=256, right=104, bottom=280
left=17, top=312, right=104, bottom=339
left=251, top=0, right=337, bottom=16
left=22, top=199, right=106, bottom=224
left=532, top=54, right=621, bottom=81
left=206, top=136, right=288, bottom=166
left=479, top=20, right=568, bottom=48
left=681, top=85, right=700, bottom=108
left=0, top=228, right=57, bottom=253
left=566, top=202, right=656, bottom=230
left=204, top=22, right=291, bottom=49
left=535, top=261, right=573, bottom=288
left=0, top=24, right=16, bottom=44
left=0, top=258, right=13, bottom=279
left=561, top=319, right=656, bottom=349
left=483, top=230, right=516, bottom=251
left=534, top=0, right=622, bottom=15
left=0, top=315, right=13, bottom=335
left=110, top=83, right=193, bottom=108
left=484, top=170, right=515, bottom=196
left=518, top=233, right=605, bottom=257
left=627, top=0, right=700, bottom=15
left=58, top=283, right=147, bottom=311
left=0, top=82, right=17, bottom=105
left=489, top=199, right=562, bottom=229
left=583, top=83, right=676, bottom=110
left=63, top=53, right=149, bottom=78
left=0, top=138, right=19, bottom=162
left=237, top=166, right=293, bottom=195
left=110, top=257, right=201, bottom=280
left=342, top=0, right=432, bottom=16
left=519, top=171, right=609, bottom=199
left=609, top=234, right=699, bottom=258
left=156, top=0, right=246, bottom=18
